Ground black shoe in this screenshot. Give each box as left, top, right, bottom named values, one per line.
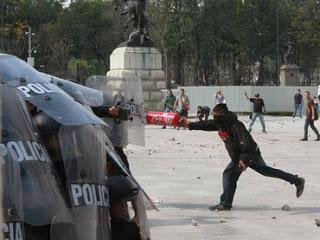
left=299, top=138, right=307, bottom=141
left=295, top=177, right=305, bottom=198
left=209, top=204, right=232, bottom=211
left=162, top=126, right=166, bottom=129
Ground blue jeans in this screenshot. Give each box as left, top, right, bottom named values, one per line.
left=220, top=156, right=298, bottom=207
left=293, top=104, right=302, bottom=118
left=248, top=112, right=266, bottom=132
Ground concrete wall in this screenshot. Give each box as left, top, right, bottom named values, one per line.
left=170, top=86, right=319, bottom=115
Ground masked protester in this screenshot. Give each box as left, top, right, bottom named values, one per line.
left=187, top=104, right=305, bottom=211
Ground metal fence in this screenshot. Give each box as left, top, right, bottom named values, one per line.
left=171, top=86, right=319, bottom=115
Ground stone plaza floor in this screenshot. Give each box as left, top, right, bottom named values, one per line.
left=127, top=116, right=320, bottom=240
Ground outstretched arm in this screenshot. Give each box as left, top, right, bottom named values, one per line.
left=188, top=120, right=218, bottom=131
left=244, top=92, right=250, bottom=100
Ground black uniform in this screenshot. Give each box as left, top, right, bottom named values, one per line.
left=189, top=111, right=299, bottom=208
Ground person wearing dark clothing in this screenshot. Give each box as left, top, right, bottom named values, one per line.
left=91, top=105, right=129, bottom=121
left=197, top=106, right=211, bottom=122
left=245, top=92, right=266, bottom=133
left=108, top=176, right=141, bottom=240
left=162, top=89, right=176, bottom=129
left=187, top=104, right=305, bottom=211
left=293, top=89, right=304, bottom=118
left=300, top=91, right=320, bottom=141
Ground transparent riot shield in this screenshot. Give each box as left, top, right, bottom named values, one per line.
left=0, top=86, right=71, bottom=239
left=1, top=140, right=25, bottom=240
left=86, top=75, right=145, bottom=146
left=86, top=75, right=129, bottom=147
left=0, top=54, right=50, bottom=84
left=5, top=80, right=105, bottom=127
left=56, top=124, right=111, bottom=240
left=43, top=73, right=104, bottom=107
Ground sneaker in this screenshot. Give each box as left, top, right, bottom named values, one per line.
left=209, top=204, right=232, bottom=211
left=315, top=136, right=320, bottom=141
left=176, top=127, right=180, bottom=130
left=299, top=138, right=307, bottom=141
left=295, top=177, right=305, bottom=198
left=262, top=130, right=267, bottom=133
left=161, top=126, right=166, bottom=129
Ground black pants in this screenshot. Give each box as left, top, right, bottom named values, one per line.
left=219, top=155, right=298, bottom=207
left=303, top=118, right=320, bottom=139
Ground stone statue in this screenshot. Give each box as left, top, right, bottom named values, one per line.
left=115, top=0, right=153, bottom=47
left=284, top=41, right=296, bottom=65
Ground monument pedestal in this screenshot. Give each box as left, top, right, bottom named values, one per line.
left=107, top=47, right=165, bottom=111
left=280, top=64, right=300, bottom=86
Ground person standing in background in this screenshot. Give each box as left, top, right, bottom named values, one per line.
left=174, top=88, right=190, bottom=130
left=300, top=91, right=320, bottom=141
left=162, top=89, right=176, bottom=129
left=245, top=92, right=267, bottom=133
left=214, top=88, right=226, bottom=105
left=293, top=89, right=303, bottom=118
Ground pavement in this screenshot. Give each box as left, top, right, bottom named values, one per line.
left=127, top=116, right=320, bottom=240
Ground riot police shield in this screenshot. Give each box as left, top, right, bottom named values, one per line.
left=6, top=80, right=105, bottom=126
left=86, top=75, right=145, bottom=146
left=56, top=124, right=111, bottom=240
left=1, top=140, right=25, bottom=240
left=1, top=86, right=70, bottom=239
left=86, top=75, right=128, bottom=147
left=43, top=74, right=104, bottom=107
left=0, top=54, right=45, bottom=84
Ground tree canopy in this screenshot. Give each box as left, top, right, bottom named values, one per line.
left=1, top=0, right=319, bottom=86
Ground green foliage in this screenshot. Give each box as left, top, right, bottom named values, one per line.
left=1, top=0, right=320, bottom=85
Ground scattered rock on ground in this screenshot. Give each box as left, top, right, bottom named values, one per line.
left=282, top=204, right=290, bottom=211
left=220, top=218, right=227, bottom=223
left=191, top=219, right=198, bottom=226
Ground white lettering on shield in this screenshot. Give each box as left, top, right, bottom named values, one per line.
left=1, top=141, right=50, bottom=163
left=70, top=183, right=109, bottom=208
left=3, top=222, right=23, bottom=240
left=17, top=83, right=58, bottom=98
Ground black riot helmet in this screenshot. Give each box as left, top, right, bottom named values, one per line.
left=33, top=111, right=61, bottom=136
left=107, top=175, right=139, bottom=202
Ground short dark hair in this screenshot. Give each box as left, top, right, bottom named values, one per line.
left=180, top=88, right=185, bottom=92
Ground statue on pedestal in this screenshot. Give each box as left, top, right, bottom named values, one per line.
left=284, top=41, right=296, bottom=65
left=115, top=0, right=153, bottom=47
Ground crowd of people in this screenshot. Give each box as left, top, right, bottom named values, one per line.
left=158, top=87, right=320, bottom=210
left=162, top=87, right=320, bottom=141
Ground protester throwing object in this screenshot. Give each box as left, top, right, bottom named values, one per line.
left=186, top=103, right=305, bottom=211
left=245, top=92, right=267, bottom=133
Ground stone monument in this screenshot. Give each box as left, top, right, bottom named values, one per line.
left=108, top=0, right=165, bottom=111
left=280, top=41, right=300, bottom=86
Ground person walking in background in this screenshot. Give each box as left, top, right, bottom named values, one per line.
left=293, top=89, right=303, bottom=118
left=245, top=92, right=267, bottom=133
left=197, top=106, right=211, bottom=122
left=174, top=88, right=190, bottom=130
left=300, top=91, right=320, bottom=141
left=162, top=89, right=176, bottom=129
left=214, top=88, right=225, bottom=105
left=316, top=95, right=320, bottom=114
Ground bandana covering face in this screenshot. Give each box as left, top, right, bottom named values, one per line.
left=214, top=112, right=238, bottom=130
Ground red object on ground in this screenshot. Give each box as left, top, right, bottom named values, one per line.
left=146, top=111, right=181, bottom=126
